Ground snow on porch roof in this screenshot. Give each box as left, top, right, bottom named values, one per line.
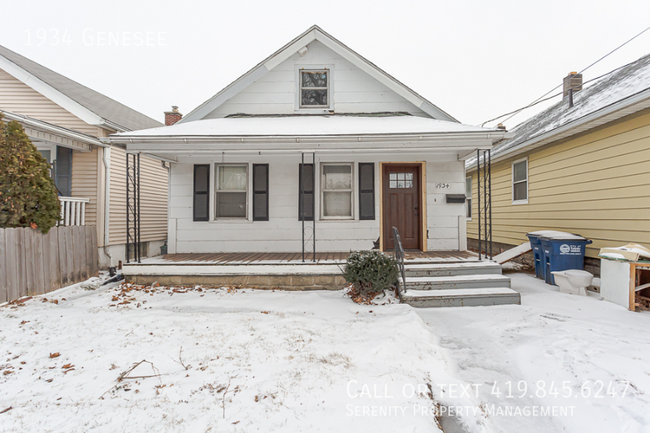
left=114, top=114, right=499, bottom=138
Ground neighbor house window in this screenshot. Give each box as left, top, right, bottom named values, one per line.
left=512, top=158, right=528, bottom=204
left=466, top=176, right=472, bottom=219
left=300, top=70, right=329, bottom=107
left=321, top=164, right=353, bottom=218
left=215, top=164, right=248, bottom=218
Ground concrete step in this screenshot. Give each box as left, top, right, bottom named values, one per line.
left=404, top=261, right=502, bottom=277
left=399, top=274, right=511, bottom=291
left=400, top=287, right=521, bottom=307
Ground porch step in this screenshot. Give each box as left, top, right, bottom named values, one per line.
left=399, top=274, right=511, bottom=291
left=400, top=287, right=521, bottom=307
left=404, top=261, right=502, bottom=277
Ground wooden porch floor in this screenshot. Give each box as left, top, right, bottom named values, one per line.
left=144, top=250, right=478, bottom=265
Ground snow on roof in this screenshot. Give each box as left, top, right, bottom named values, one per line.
left=115, top=114, right=496, bottom=138
left=468, top=53, right=650, bottom=167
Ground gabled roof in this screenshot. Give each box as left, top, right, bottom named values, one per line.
left=180, top=25, right=457, bottom=124
left=0, top=44, right=162, bottom=132
left=468, top=52, right=650, bottom=169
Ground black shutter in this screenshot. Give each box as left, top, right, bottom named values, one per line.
left=55, top=146, right=72, bottom=196
left=193, top=165, right=210, bottom=221
left=253, top=164, right=269, bottom=221
left=298, top=163, right=314, bottom=221
left=358, top=163, right=375, bottom=220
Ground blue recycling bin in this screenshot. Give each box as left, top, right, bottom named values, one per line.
left=526, top=233, right=546, bottom=280
left=540, top=236, right=592, bottom=285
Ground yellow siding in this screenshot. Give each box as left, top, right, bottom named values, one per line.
left=0, top=68, right=99, bottom=136
left=468, top=108, right=650, bottom=259
left=109, top=146, right=168, bottom=246
left=71, top=147, right=99, bottom=226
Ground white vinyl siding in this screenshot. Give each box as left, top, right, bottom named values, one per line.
left=169, top=153, right=467, bottom=253
left=205, top=41, right=427, bottom=118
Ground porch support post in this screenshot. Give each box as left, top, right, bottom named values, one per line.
left=301, top=152, right=305, bottom=263
left=126, top=152, right=141, bottom=264
left=477, top=150, right=481, bottom=260
left=312, top=152, right=316, bottom=263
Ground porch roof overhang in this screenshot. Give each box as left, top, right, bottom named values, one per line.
left=1, top=109, right=105, bottom=152
left=110, top=116, right=510, bottom=159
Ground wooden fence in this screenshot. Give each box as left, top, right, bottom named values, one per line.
left=0, top=226, right=99, bottom=303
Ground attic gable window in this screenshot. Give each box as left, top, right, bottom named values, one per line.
left=300, top=70, right=329, bottom=107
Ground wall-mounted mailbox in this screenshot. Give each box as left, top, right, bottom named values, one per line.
left=446, top=194, right=466, bottom=204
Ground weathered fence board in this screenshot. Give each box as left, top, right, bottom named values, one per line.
left=0, top=226, right=99, bottom=304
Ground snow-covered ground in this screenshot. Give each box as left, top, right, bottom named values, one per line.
left=0, top=273, right=648, bottom=432
left=417, top=273, right=650, bottom=433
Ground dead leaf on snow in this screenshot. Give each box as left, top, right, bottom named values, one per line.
left=49, top=353, right=60, bottom=358
left=62, top=364, right=74, bottom=369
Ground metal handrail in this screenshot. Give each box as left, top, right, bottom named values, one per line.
left=392, top=227, right=406, bottom=291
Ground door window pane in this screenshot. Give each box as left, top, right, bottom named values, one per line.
left=389, top=173, right=413, bottom=188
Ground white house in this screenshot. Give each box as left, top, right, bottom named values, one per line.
left=111, top=26, right=507, bottom=258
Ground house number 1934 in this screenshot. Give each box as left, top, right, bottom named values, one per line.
left=435, top=183, right=450, bottom=189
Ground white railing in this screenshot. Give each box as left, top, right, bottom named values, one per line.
left=59, top=197, right=90, bottom=226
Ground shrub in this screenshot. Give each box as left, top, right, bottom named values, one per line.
left=342, top=250, right=399, bottom=296
left=0, top=116, right=60, bottom=233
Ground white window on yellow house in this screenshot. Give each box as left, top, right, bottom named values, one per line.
left=466, top=176, right=472, bottom=219
left=512, top=158, right=528, bottom=204
left=215, top=164, right=248, bottom=218
left=321, top=163, right=353, bottom=219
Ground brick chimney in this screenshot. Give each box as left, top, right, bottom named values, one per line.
left=563, top=72, right=583, bottom=98
left=164, top=106, right=182, bottom=126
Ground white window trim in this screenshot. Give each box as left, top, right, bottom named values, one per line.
left=320, top=162, right=354, bottom=220
left=511, top=157, right=529, bottom=205
left=465, top=176, right=472, bottom=220
left=295, top=65, right=334, bottom=112
left=214, top=163, right=249, bottom=220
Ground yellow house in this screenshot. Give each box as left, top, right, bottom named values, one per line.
left=0, top=44, right=169, bottom=267
left=466, top=53, right=650, bottom=275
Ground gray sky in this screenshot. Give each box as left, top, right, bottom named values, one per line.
left=1, top=0, right=649, bottom=129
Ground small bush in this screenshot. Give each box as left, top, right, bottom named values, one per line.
left=342, top=250, right=399, bottom=296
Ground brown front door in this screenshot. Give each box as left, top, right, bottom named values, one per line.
left=382, top=164, right=421, bottom=250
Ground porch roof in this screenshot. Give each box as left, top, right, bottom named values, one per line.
left=115, top=114, right=500, bottom=138
left=110, top=115, right=510, bottom=160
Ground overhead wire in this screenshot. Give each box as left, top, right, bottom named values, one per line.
left=481, top=26, right=650, bottom=127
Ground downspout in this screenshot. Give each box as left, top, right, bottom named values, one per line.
left=102, top=146, right=112, bottom=265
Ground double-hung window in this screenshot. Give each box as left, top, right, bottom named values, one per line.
left=300, top=70, right=329, bottom=108
left=512, top=158, right=528, bottom=204
left=321, top=164, right=353, bottom=218
left=216, top=164, right=248, bottom=218
left=466, top=176, right=472, bottom=219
